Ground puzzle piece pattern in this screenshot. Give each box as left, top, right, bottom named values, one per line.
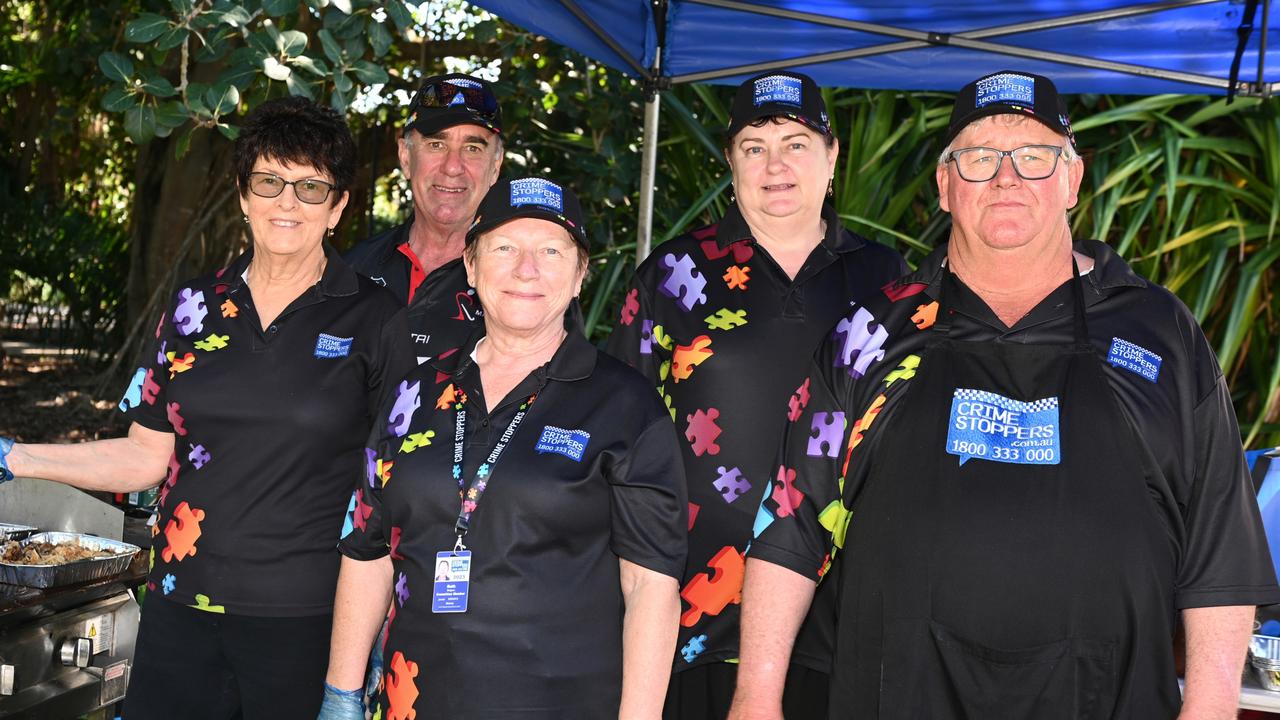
left=193, top=334, right=229, bottom=352
left=388, top=380, right=421, bottom=437
left=680, top=546, right=745, bottom=627
left=833, top=307, right=888, bottom=378
left=912, top=301, right=939, bottom=330
left=385, top=651, right=420, bottom=720
left=161, top=501, right=205, bottom=562
left=681, top=634, right=709, bottom=663
left=395, top=572, right=410, bottom=607
left=699, top=238, right=754, bottom=264
left=156, top=341, right=168, bottom=367
left=723, top=265, right=750, bottom=290
left=620, top=288, right=640, bottom=326
left=159, top=453, right=180, bottom=506
left=671, top=335, right=713, bottom=383
left=161, top=573, right=176, bottom=595
left=883, top=280, right=929, bottom=301
left=639, top=319, right=655, bottom=355
left=166, top=402, right=188, bottom=436
left=704, top=308, right=747, bottom=331
left=688, top=502, right=700, bottom=531
left=390, top=526, right=405, bottom=559
left=884, top=355, right=920, bottom=387
left=340, top=493, right=357, bottom=539
left=685, top=408, right=722, bottom=457
left=220, top=298, right=238, bottom=318
left=377, top=459, right=394, bottom=487
left=807, top=412, right=846, bottom=458
left=119, top=368, right=146, bottom=412
left=191, top=594, right=225, bottom=613
left=142, top=369, right=161, bottom=404
left=365, top=448, right=379, bottom=488
left=435, top=383, right=458, bottom=411
left=399, top=430, right=436, bottom=454
left=167, top=351, right=196, bottom=379
left=712, top=466, right=751, bottom=503
left=843, top=394, right=886, bottom=476
left=787, top=378, right=811, bottom=422
left=188, top=443, right=211, bottom=469
left=770, top=466, right=804, bottom=518
left=658, top=253, right=708, bottom=312
left=353, top=488, right=374, bottom=532
left=173, top=288, right=208, bottom=336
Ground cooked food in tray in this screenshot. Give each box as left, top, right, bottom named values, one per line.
left=1, top=539, right=124, bottom=566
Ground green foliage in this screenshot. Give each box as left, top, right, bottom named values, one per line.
left=96, top=0, right=407, bottom=150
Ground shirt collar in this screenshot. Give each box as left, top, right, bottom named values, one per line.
left=714, top=202, right=866, bottom=254
left=433, top=301, right=597, bottom=383
left=216, top=242, right=360, bottom=298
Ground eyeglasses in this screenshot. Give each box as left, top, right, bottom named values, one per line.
left=410, top=79, right=499, bottom=122
left=946, top=145, right=1066, bottom=182
left=247, top=172, right=335, bottom=204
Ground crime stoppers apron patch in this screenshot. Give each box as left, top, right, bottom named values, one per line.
left=946, top=388, right=1060, bottom=466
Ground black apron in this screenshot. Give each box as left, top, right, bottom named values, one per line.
left=833, top=267, right=1181, bottom=719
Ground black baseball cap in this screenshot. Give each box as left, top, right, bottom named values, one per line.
left=466, top=177, right=588, bottom=251
left=405, top=73, right=501, bottom=136
left=726, top=70, right=830, bottom=141
left=945, top=70, right=1075, bottom=148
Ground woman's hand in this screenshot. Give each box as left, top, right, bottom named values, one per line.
left=4, top=422, right=172, bottom=492
left=618, top=558, right=680, bottom=720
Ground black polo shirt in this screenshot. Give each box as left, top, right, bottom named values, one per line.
left=344, top=220, right=482, bottom=365
left=604, top=202, right=906, bottom=671
left=751, top=239, right=1280, bottom=607
left=339, top=322, right=688, bottom=719
left=118, top=245, right=413, bottom=616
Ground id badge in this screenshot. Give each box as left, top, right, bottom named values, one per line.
left=432, top=550, right=471, bottom=613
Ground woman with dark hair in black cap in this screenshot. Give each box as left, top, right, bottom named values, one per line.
left=320, top=177, right=688, bottom=719
left=606, top=71, right=908, bottom=718
left=2, top=96, right=414, bottom=718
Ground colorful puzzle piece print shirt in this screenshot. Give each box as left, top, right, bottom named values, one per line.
left=605, top=202, right=905, bottom=671
left=340, top=322, right=688, bottom=718
left=344, top=220, right=482, bottom=366
left=118, top=245, right=413, bottom=616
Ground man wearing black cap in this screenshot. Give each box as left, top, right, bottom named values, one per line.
left=607, top=70, right=904, bottom=719
left=730, top=70, right=1279, bottom=718
left=346, top=73, right=502, bottom=364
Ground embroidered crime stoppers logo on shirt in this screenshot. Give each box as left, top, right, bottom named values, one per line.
left=1107, top=338, right=1162, bottom=382
left=753, top=75, right=802, bottom=107
left=946, top=389, right=1060, bottom=466
left=509, top=177, right=564, bottom=212
left=535, top=425, right=590, bottom=462
left=314, top=333, right=353, bottom=359
left=975, top=72, right=1035, bottom=108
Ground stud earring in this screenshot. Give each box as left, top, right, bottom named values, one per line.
left=242, top=215, right=250, bottom=224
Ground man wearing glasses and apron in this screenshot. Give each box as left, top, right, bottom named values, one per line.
left=729, top=70, right=1280, bottom=719
left=346, top=73, right=502, bottom=365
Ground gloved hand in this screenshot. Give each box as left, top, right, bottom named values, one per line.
left=316, top=682, right=364, bottom=720
left=0, top=437, right=14, bottom=483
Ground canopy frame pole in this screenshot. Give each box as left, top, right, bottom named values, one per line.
left=676, top=0, right=1261, bottom=94
left=637, top=0, right=669, bottom=263
left=1259, top=0, right=1273, bottom=97
left=557, top=0, right=651, bottom=79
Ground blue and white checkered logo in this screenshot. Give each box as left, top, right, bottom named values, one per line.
left=314, top=333, right=353, bottom=359
left=535, top=425, right=590, bottom=462
left=1107, top=338, right=1162, bottom=382
left=509, top=178, right=564, bottom=213
left=975, top=73, right=1035, bottom=108
left=946, top=388, right=1060, bottom=466
left=753, top=75, right=803, bottom=107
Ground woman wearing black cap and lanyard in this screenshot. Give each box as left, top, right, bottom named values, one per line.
left=318, top=177, right=688, bottom=719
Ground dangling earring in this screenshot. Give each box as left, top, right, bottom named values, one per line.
left=242, top=215, right=250, bottom=224
left=827, top=176, right=834, bottom=198
left=327, top=227, right=335, bottom=238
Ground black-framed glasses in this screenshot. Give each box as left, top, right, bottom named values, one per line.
left=247, top=172, right=335, bottom=204
left=946, top=145, right=1065, bottom=182
left=410, top=79, right=499, bottom=121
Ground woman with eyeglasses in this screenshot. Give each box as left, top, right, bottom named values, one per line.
left=0, top=96, right=413, bottom=718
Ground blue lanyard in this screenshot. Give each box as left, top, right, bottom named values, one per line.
left=451, top=389, right=537, bottom=550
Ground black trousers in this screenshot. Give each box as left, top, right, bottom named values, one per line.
left=122, top=595, right=332, bottom=720
left=665, top=662, right=829, bottom=719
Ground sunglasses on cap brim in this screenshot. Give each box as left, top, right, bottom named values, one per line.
left=411, top=81, right=499, bottom=121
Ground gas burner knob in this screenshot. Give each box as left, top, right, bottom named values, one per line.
left=58, top=637, right=92, bottom=668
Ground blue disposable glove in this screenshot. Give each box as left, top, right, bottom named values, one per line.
left=0, top=437, right=14, bottom=483
left=316, top=682, right=364, bottom=720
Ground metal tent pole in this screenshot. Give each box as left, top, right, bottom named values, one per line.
left=636, top=0, right=669, bottom=264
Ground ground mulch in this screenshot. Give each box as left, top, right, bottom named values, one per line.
left=0, top=349, right=129, bottom=443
